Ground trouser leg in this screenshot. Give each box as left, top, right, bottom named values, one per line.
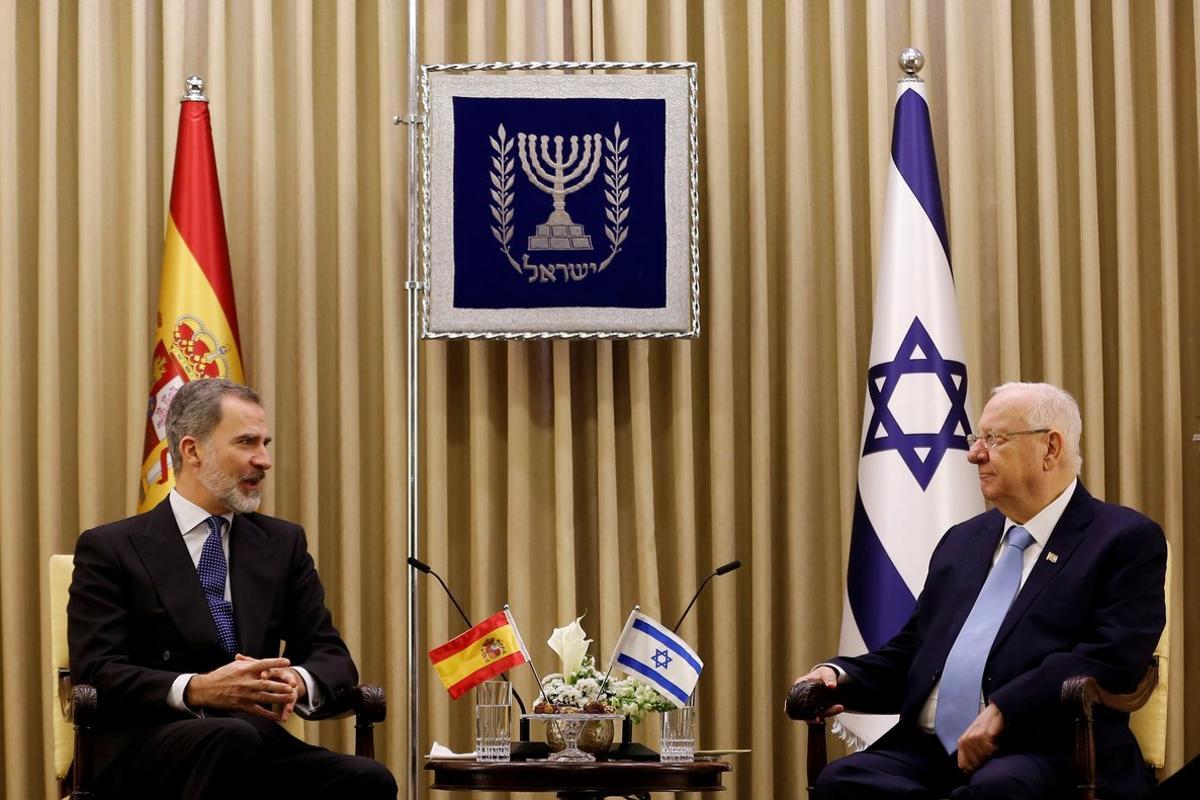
left=97, top=717, right=261, bottom=800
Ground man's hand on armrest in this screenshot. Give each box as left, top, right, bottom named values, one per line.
left=184, top=655, right=297, bottom=721
left=786, top=665, right=847, bottom=719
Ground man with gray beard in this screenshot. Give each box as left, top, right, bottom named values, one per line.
left=67, top=378, right=395, bottom=799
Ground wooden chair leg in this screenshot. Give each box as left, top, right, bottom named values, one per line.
left=806, top=719, right=828, bottom=797
left=71, top=685, right=98, bottom=799
left=353, top=684, right=387, bottom=759
left=1072, top=704, right=1097, bottom=800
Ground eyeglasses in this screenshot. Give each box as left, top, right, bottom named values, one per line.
left=965, top=429, right=1050, bottom=450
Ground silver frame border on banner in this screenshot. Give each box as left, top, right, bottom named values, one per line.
left=418, top=60, right=700, bottom=340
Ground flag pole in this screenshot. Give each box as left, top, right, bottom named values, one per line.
left=403, top=0, right=422, bottom=795
left=597, top=604, right=637, bottom=697
left=504, top=604, right=547, bottom=700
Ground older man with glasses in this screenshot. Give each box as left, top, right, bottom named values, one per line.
left=795, top=381, right=1166, bottom=800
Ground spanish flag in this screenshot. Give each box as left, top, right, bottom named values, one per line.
left=429, top=609, right=530, bottom=699
left=138, top=77, right=244, bottom=512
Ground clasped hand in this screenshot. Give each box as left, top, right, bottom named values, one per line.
left=185, top=654, right=306, bottom=722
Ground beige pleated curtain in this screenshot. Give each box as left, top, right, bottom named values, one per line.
left=0, top=2, right=1196, bottom=799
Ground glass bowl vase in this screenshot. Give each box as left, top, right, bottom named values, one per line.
left=523, top=712, right=622, bottom=762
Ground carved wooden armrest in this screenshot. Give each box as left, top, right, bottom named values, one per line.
left=1061, top=660, right=1159, bottom=718
left=345, top=683, right=388, bottom=725
left=303, top=682, right=387, bottom=723
left=71, top=684, right=98, bottom=727
left=1060, top=660, right=1158, bottom=800
left=785, top=678, right=838, bottom=722
left=71, top=684, right=98, bottom=799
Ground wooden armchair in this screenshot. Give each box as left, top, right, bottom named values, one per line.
left=786, top=664, right=1159, bottom=799
left=50, top=554, right=387, bottom=799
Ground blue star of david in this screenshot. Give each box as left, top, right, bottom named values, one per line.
left=862, top=317, right=972, bottom=490
left=652, top=648, right=672, bottom=670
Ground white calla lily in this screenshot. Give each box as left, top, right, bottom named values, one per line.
left=547, top=614, right=591, bottom=676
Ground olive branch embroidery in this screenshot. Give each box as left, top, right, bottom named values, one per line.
left=601, top=122, right=629, bottom=270
left=489, top=124, right=520, bottom=271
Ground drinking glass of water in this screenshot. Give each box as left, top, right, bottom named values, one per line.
left=660, top=694, right=696, bottom=762
left=475, top=680, right=512, bottom=762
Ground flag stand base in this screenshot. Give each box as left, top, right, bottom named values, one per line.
left=604, top=718, right=658, bottom=761
left=510, top=718, right=552, bottom=760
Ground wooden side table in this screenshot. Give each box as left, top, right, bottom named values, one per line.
left=426, top=757, right=732, bottom=798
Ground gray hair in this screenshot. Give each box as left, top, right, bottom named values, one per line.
left=166, top=378, right=261, bottom=471
left=991, top=382, right=1083, bottom=473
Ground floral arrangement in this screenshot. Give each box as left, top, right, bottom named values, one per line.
left=534, top=615, right=674, bottom=724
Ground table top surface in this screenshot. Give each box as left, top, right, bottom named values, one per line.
left=425, top=757, right=732, bottom=793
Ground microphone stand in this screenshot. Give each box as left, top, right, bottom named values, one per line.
left=613, top=559, right=742, bottom=761
left=408, top=558, right=549, bottom=760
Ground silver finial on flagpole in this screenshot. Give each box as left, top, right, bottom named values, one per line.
left=182, top=75, right=208, bottom=102
left=899, top=48, right=925, bottom=82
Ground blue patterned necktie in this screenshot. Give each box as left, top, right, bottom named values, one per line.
left=198, top=515, right=239, bottom=654
left=934, top=525, right=1036, bottom=753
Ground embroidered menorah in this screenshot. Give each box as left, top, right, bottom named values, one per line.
left=517, top=132, right=603, bottom=250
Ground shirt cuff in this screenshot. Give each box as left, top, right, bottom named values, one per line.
left=168, top=673, right=203, bottom=716
left=292, top=666, right=321, bottom=712
left=816, top=662, right=846, bottom=678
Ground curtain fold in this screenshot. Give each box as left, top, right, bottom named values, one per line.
left=0, top=2, right=1196, bottom=798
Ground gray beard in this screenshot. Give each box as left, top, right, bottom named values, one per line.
left=198, top=458, right=262, bottom=515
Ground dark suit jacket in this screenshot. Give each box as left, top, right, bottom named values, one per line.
left=830, top=482, right=1167, bottom=798
left=68, top=498, right=357, bottom=758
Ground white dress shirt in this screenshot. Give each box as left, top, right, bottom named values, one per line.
left=166, top=489, right=320, bottom=714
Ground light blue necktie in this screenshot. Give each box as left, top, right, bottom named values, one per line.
left=198, top=515, right=239, bottom=654
left=934, top=525, right=1035, bottom=753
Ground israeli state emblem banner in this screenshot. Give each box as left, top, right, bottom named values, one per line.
left=420, top=62, right=700, bottom=338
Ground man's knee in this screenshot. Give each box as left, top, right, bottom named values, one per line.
left=813, top=756, right=858, bottom=799
left=344, top=757, right=397, bottom=799
left=953, top=755, right=1056, bottom=800
left=192, top=717, right=264, bottom=762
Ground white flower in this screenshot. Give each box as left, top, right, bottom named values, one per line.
left=547, top=614, right=592, bottom=676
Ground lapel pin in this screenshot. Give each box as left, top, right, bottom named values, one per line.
left=1045, top=552, right=1059, bottom=563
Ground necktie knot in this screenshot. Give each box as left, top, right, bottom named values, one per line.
left=205, top=515, right=224, bottom=538
left=1006, top=525, right=1035, bottom=552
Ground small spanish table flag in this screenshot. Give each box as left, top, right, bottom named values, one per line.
left=138, top=76, right=244, bottom=512
left=429, top=609, right=530, bottom=699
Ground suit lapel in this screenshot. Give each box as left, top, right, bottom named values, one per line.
left=991, top=483, right=1093, bottom=652
left=229, top=514, right=279, bottom=657
left=131, top=499, right=225, bottom=656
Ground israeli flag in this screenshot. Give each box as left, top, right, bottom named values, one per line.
left=835, top=73, right=984, bottom=749
left=607, top=610, right=703, bottom=708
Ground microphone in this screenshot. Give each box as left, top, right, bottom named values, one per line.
left=407, top=557, right=475, bottom=636
left=408, top=557, right=547, bottom=759
left=672, top=559, right=741, bottom=632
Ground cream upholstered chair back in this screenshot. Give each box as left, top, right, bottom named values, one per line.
left=49, top=552, right=306, bottom=793
left=49, top=554, right=75, bottom=789
left=1129, top=542, right=1171, bottom=769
